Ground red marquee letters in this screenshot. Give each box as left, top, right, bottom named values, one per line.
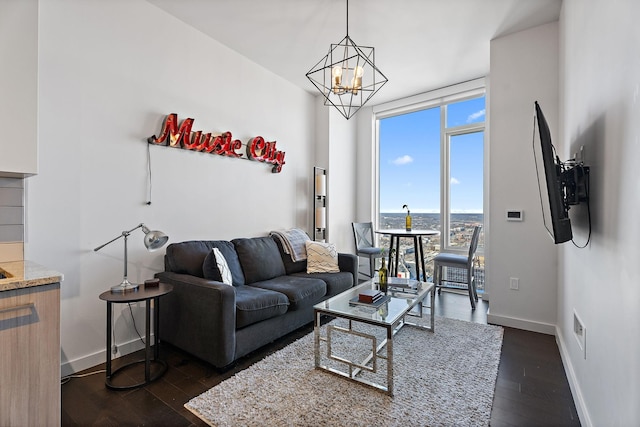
left=246, top=137, right=286, bottom=173
left=148, top=113, right=285, bottom=172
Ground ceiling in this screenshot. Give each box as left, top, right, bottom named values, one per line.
left=147, top=0, right=562, bottom=105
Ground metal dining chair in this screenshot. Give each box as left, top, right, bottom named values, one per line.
left=352, top=222, right=385, bottom=279
left=433, top=225, right=482, bottom=309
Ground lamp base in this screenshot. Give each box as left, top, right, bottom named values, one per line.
left=111, top=279, right=139, bottom=293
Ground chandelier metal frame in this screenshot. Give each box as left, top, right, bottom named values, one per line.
left=306, top=0, right=388, bottom=119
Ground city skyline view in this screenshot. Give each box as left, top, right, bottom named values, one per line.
left=376, top=212, right=484, bottom=290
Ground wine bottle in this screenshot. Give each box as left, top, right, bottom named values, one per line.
left=379, top=256, right=388, bottom=293
left=403, top=204, right=412, bottom=231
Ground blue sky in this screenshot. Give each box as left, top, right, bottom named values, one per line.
left=379, top=96, right=485, bottom=213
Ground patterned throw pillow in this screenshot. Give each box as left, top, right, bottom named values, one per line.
left=202, top=247, right=233, bottom=285
left=213, top=247, right=233, bottom=285
left=305, top=241, right=340, bottom=274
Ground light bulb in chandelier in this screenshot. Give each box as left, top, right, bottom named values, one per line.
left=351, top=66, right=364, bottom=94
left=332, top=66, right=343, bottom=93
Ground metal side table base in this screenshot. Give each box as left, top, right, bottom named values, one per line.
left=100, top=283, right=173, bottom=390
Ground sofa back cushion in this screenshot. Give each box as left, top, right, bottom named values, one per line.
left=272, top=236, right=307, bottom=274
left=164, top=241, right=211, bottom=277
left=232, top=237, right=286, bottom=284
left=165, top=240, right=245, bottom=286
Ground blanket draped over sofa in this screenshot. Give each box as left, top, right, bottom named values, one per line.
left=269, top=229, right=309, bottom=262
left=155, top=235, right=357, bottom=368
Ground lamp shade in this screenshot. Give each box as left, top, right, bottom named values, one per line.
left=94, top=223, right=169, bottom=293
left=144, top=229, right=169, bottom=251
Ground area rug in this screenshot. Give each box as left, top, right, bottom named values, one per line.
left=185, top=316, right=503, bottom=427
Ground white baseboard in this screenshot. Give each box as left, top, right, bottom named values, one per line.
left=61, top=335, right=149, bottom=378
left=486, top=311, right=556, bottom=335
left=555, top=326, right=592, bottom=427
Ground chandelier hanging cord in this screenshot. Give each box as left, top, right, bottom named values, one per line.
left=345, top=0, right=349, bottom=37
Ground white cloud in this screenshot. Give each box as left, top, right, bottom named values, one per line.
left=392, top=155, right=413, bottom=165
left=451, top=177, right=460, bottom=185
left=467, top=109, right=486, bottom=123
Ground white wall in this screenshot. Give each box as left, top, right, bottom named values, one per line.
left=327, top=111, right=357, bottom=251
left=558, top=0, right=640, bottom=425
left=355, top=106, right=376, bottom=233
left=487, top=22, right=560, bottom=334
left=312, top=99, right=358, bottom=252
left=25, top=0, right=316, bottom=375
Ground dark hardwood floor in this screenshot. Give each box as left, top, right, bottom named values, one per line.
left=61, top=291, right=581, bottom=426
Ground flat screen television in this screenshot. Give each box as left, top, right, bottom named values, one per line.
left=533, top=101, right=590, bottom=244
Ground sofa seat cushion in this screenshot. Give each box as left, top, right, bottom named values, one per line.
left=233, top=237, right=286, bottom=284
left=247, top=276, right=326, bottom=311
left=290, top=271, right=354, bottom=298
left=234, top=285, right=289, bottom=329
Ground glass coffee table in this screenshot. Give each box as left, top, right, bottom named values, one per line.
left=313, top=278, right=434, bottom=396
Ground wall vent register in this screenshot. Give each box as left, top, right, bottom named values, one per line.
left=506, top=210, right=523, bottom=221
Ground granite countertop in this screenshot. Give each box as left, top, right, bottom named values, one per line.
left=0, top=260, right=64, bottom=291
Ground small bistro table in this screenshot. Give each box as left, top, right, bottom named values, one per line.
left=99, top=283, right=173, bottom=389
left=375, top=229, right=440, bottom=281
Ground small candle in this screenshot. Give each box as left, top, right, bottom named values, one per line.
left=315, top=174, right=326, bottom=197
left=315, top=207, right=326, bottom=229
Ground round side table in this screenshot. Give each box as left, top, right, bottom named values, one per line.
left=99, top=283, right=173, bottom=389
left=375, top=229, right=439, bottom=281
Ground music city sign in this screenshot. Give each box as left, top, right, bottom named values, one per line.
left=147, top=113, right=286, bottom=173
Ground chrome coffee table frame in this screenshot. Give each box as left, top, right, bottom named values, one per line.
left=313, top=280, right=434, bottom=396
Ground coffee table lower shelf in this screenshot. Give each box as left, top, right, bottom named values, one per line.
left=313, top=281, right=434, bottom=396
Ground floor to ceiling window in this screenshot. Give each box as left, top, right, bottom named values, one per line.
left=375, top=84, right=485, bottom=287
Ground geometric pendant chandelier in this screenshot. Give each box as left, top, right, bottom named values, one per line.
left=306, top=0, right=388, bottom=120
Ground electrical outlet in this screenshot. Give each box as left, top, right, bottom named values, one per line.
left=509, top=277, right=519, bottom=290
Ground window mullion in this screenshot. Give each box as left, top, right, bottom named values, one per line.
left=441, top=105, right=450, bottom=251
left=446, top=123, right=485, bottom=135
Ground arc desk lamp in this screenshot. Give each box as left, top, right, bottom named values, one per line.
left=94, top=223, right=169, bottom=293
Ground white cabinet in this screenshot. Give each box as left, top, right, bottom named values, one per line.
left=0, top=0, right=38, bottom=177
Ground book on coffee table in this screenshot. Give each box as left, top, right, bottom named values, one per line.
left=358, top=289, right=383, bottom=303
left=349, top=293, right=389, bottom=308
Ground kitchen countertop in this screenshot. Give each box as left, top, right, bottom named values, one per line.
left=0, top=260, right=63, bottom=291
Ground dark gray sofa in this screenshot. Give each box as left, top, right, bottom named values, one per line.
left=155, top=235, right=357, bottom=368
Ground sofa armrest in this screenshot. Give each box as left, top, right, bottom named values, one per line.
left=155, top=271, right=237, bottom=368
left=338, top=253, right=358, bottom=285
